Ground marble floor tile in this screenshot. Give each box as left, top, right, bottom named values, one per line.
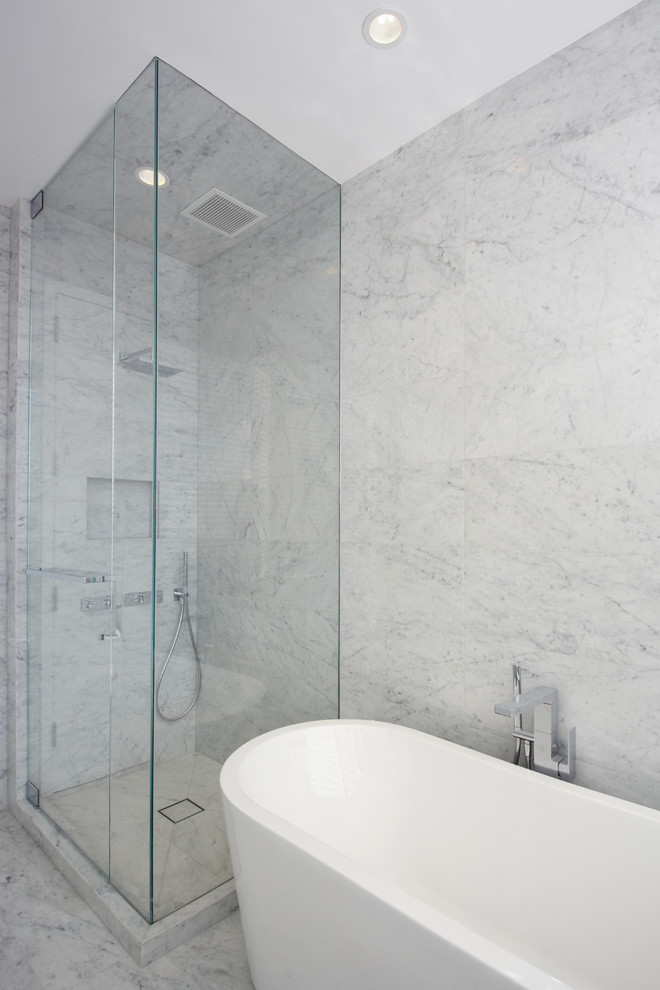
left=0, top=811, right=255, bottom=990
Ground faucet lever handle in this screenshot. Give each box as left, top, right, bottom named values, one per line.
left=555, top=726, right=576, bottom=781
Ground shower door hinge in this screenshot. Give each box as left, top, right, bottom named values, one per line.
left=26, top=780, right=40, bottom=807
left=30, top=190, right=44, bottom=219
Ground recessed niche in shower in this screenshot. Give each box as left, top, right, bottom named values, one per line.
left=86, top=477, right=152, bottom=540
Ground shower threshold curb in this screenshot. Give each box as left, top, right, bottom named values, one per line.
left=11, top=799, right=238, bottom=966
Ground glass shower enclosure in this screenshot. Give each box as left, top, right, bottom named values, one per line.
left=26, top=58, right=340, bottom=924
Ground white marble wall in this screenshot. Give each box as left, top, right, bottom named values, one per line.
left=28, top=207, right=199, bottom=796
left=0, top=204, right=10, bottom=810
left=341, top=0, right=660, bottom=808
left=196, top=189, right=340, bottom=763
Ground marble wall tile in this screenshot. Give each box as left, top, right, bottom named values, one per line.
left=465, top=332, right=660, bottom=458
left=341, top=160, right=465, bottom=303
left=341, top=461, right=464, bottom=548
left=465, top=444, right=660, bottom=555
left=342, top=373, right=464, bottom=472
left=340, top=625, right=465, bottom=725
left=464, top=548, right=660, bottom=660
left=342, top=541, right=464, bottom=638
left=340, top=0, right=660, bottom=809
left=466, top=102, right=660, bottom=281
left=464, top=217, right=660, bottom=371
left=0, top=205, right=9, bottom=810
left=463, top=0, right=660, bottom=167
left=341, top=285, right=464, bottom=398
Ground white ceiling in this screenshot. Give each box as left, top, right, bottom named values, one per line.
left=0, top=0, right=642, bottom=208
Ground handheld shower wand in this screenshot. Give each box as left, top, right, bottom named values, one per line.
left=156, top=552, right=202, bottom=721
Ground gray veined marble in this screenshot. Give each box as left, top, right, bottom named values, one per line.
left=340, top=0, right=660, bottom=810
left=465, top=101, right=660, bottom=281
left=0, top=811, right=254, bottom=989
left=464, top=216, right=660, bottom=371
left=0, top=205, right=10, bottom=812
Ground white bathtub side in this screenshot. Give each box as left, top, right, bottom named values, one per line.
left=222, top=801, right=562, bottom=990
left=220, top=720, right=660, bottom=990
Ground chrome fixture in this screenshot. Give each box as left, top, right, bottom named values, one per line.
left=80, top=595, right=113, bottom=612
left=26, top=566, right=110, bottom=583
left=156, top=551, right=202, bottom=721
left=511, top=663, right=532, bottom=769
left=119, top=348, right=183, bottom=378
left=494, top=682, right=576, bottom=781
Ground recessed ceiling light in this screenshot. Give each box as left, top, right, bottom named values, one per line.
left=363, top=8, right=407, bottom=48
left=134, top=167, right=170, bottom=187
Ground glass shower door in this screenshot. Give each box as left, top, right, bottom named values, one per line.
left=26, top=61, right=160, bottom=922
left=26, top=108, right=117, bottom=880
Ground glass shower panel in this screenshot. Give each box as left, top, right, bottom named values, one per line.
left=27, top=109, right=116, bottom=875
left=109, top=60, right=158, bottom=921
left=148, top=61, right=340, bottom=923
left=195, top=184, right=341, bottom=760
left=151, top=61, right=233, bottom=922
left=26, top=53, right=341, bottom=929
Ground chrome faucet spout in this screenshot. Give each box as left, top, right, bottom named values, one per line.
left=494, top=686, right=558, bottom=718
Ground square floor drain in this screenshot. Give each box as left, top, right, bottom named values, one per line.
left=158, top=799, right=204, bottom=823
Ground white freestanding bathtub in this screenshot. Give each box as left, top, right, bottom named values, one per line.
left=220, top=719, right=660, bottom=990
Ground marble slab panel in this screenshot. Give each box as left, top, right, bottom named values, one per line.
left=341, top=541, right=464, bottom=638
left=465, top=331, right=660, bottom=459
left=342, top=163, right=466, bottom=302
left=341, top=623, right=465, bottom=722
left=0, top=205, right=9, bottom=810
left=341, top=282, right=464, bottom=398
left=466, top=102, right=660, bottom=280
left=464, top=547, right=660, bottom=665
left=465, top=443, right=660, bottom=555
left=342, top=460, right=464, bottom=548
left=463, top=0, right=660, bottom=168
left=342, top=372, right=464, bottom=471
left=464, top=216, right=660, bottom=371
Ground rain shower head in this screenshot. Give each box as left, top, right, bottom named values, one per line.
left=119, top=348, right=183, bottom=378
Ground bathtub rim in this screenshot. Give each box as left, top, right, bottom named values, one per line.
left=221, top=718, right=660, bottom=990
left=221, top=718, right=660, bottom=829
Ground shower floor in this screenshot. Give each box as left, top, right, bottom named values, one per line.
left=40, top=752, right=231, bottom=922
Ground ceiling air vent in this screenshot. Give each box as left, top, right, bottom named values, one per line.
left=180, top=188, right=266, bottom=237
